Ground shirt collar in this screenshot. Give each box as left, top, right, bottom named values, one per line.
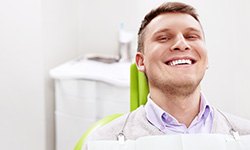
left=145, top=93, right=213, bottom=130
left=145, top=94, right=166, bottom=130
left=197, top=93, right=212, bottom=122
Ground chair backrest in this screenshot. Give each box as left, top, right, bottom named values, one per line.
left=130, top=63, right=149, bottom=111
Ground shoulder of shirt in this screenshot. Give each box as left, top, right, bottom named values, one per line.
left=82, top=108, right=143, bottom=150
left=86, top=106, right=159, bottom=141
left=213, top=107, right=250, bottom=135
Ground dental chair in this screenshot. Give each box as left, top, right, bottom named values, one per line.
left=74, top=63, right=149, bottom=150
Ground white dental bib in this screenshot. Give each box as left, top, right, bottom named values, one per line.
left=88, top=134, right=250, bottom=150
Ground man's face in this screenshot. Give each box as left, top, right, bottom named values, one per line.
left=136, top=13, right=208, bottom=95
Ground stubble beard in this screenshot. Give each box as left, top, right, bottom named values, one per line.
left=150, top=76, right=202, bottom=98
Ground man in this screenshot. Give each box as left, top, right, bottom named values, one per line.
left=84, top=2, right=250, bottom=149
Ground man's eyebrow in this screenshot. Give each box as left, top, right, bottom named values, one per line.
left=152, top=27, right=202, bottom=36
left=152, top=28, right=171, bottom=36
left=185, top=27, right=202, bottom=33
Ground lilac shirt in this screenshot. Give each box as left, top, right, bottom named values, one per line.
left=145, top=93, right=214, bottom=134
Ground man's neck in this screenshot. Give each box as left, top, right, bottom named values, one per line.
left=150, top=87, right=201, bottom=127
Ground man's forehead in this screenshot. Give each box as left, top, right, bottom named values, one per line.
left=145, top=13, right=203, bottom=35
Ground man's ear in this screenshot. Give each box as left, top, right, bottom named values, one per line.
left=135, top=52, right=145, bottom=72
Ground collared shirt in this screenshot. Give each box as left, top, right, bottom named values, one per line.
left=145, top=93, right=214, bottom=134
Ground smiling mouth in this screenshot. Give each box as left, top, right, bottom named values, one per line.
left=166, top=59, right=196, bottom=66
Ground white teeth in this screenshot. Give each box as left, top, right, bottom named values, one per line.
left=169, top=59, right=192, bottom=66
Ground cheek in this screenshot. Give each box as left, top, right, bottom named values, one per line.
left=144, top=52, right=162, bottom=68
left=201, top=49, right=208, bottom=64
left=192, top=42, right=207, bottom=58
left=146, top=44, right=167, bottom=59
left=197, top=47, right=208, bottom=69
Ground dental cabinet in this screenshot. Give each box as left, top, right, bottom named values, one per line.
left=50, top=58, right=130, bottom=150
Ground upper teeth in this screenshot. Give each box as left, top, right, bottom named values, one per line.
left=169, top=59, right=192, bottom=66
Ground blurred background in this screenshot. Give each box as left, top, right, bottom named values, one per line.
left=1, top=0, right=250, bottom=150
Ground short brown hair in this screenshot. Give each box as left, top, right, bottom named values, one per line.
left=137, top=2, right=200, bottom=52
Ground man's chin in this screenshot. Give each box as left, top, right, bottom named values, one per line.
left=159, top=80, right=200, bottom=96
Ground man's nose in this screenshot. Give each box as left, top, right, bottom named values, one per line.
left=170, top=34, right=191, bottom=51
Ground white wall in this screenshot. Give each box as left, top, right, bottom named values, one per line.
left=197, top=0, right=250, bottom=119
left=42, top=0, right=79, bottom=149
left=0, top=0, right=78, bottom=150
left=78, top=0, right=139, bottom=56
left=0, top=0, right=46, bottom=149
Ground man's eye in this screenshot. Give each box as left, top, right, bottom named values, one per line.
left=186, top=35, right=199, bottom=40
left=157, top=36, right=169, bottom=42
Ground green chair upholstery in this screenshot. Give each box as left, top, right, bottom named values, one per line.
left=130, top=63, right=149, bottom=111
left=74, top=63, right=149, bottom=150
left=74, top=114, right=123, bottom=150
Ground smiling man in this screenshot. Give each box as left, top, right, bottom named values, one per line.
left=135, top=5, right=209, bottom=132
left=84, top=2, right=250, bottom=149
